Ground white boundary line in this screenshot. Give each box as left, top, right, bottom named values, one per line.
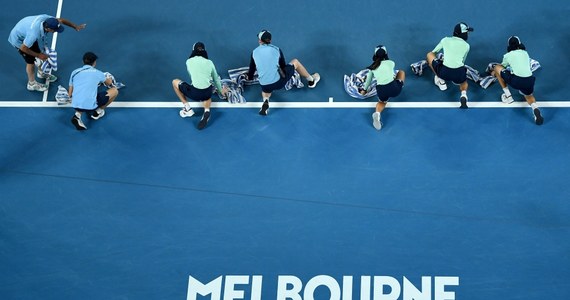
left=41, top=0, right=64, bottom=103
left=2, top=101, right=570, bottom=108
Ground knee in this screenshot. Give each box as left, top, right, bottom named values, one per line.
left=493, top=65, right=504, bottom=77
left=289, top=58, right=299, bottom=66
left=108, top=87, right=119, bottom=98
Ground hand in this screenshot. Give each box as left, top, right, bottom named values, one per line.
left=358, top=88, right=366, bottom=96
left=221, top=86, right=229, bottom=99
left=74, top=24, right=87, bottom=31
left=38, top=53, right=48, bottom=61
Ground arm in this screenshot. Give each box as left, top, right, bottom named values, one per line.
left=68, top=85, right=74, bottom=98
left=278, top=49, right=287, bottom=69
left=247, top=55, right=256, bottom=80
left=19, top=44, right=48, bottom=60
left=57, top=18, right=86, bottom=31
left=431, top=38, right=445, bottom=53
left=501, top=54, right=510, bottom=68
left=211, top=64, right=224, bottom=96
left=363, top=71, right=374, bottom=91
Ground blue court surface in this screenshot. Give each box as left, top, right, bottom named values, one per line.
left=1, top=1, right=569, bottom=300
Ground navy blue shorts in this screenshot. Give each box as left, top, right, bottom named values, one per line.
left=74, top=92, right=111, bottom=113
left=179, top=82, right=213, bottom=101
left=432, top=59, right=467, bottom=84
left=376, top=80, right=403, bottom=102
left=501, top=70, right=535, bottom=96
left=261, top=64, right=296, bottom=93
left=18, top=41, right=41, bottom=64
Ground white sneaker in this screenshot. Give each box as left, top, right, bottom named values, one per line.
left=91, top=108, right=105, bottom=120
left=308, top=73, right=320, bottom=88
left=372, top=112, right=382, bottom=130
left=37, top=71, right=57, bottom=82
left=434, top=75, right=447, bottom=91
left=179, top=108, right=195, bottom=118
left=71, top=115, right=87, bottom=130
left=27, top=81, right=48, bottom=92
left=501, top=93, right=514, bottom=104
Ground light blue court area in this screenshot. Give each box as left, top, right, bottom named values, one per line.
left=1, top=107, right=569, bottom=299
left=1, top=0, right=570, bottom=299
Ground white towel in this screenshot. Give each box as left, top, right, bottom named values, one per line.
left=55, top=85, right=71, bottom=105
left=343, top=69, right=377, bottom=99
left=103, top=72, right=125, bottom=89
left=35, top=47, right=58, bottom=75
left=221, top=77, right=246, bottom=104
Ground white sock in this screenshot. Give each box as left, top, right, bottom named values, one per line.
left=502, top=88, right=512, bottom=97
left=263, top=98, right=269, bottom=102
left=306, top=75, right=314, bottom=82
left=75, top=111, right=82, bottom=118
left=461, top=91, right=467, bottom=98
left=530, top=103, right=538, bottom=110
left=204, top=108, right=210, bottom=112
left=184, top=103, right=191, bottom=110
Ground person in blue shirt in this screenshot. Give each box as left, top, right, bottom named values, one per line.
left=69, top=52, right=118, bottom=130
left=8, top=14, right=86, bottom=92
left=247, top=30, right=321, bottom=116
left=492, top=36, right=543, bottom=125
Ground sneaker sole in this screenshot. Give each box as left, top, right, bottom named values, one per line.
left=308, top=74, right=320, bottom=88
left=179, top=110, right=195, bottom=118
left=372, top=114, right=382, bottom=130
left=259, top=102, right=269, bottom=116
left=91, top=111, right=105, bottom=120
left=71, top=117, right=86, bottom=130
left=534, top=109, right=544, bottom=125
left=198, top=112, right=210, bottom=130
left=460, top=97, right=468, bottom=109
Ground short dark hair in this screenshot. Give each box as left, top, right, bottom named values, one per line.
left=83, top=52, right=98, bottom=65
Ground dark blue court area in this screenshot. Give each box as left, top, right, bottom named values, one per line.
left=1, top=1, right=569, bottom=300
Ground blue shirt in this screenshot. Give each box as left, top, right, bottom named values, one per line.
left=69, top=65, right=106, bottom=110
left=8, top=14, right=51, bottom=49
left=251, top=44, right=285, bottom=85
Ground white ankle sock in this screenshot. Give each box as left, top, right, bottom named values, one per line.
left=530, top=103, right=538, bottom=109
left=502, top=88, right=512, bottom=97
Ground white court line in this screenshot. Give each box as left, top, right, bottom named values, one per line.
left=42, top=0, right=64, bottom=102
left=2, top=101, right=570, bottom=108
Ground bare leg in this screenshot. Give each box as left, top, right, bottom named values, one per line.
left=375, top=101, right=386, bottom=113
left=289, top=58, right=310, bottom=78
left=493, top=65, right=508, bottom=88
left=396, top=70, right=405, bottom=82
left=426, top=52, right=437, bottom=74
left=101, top=88, right=118, bottom=108
left=203, top=99, right=212, bottom=110
left=26, top=63, right=35, bottom=83
left=172, top=79, right=188, bottom=104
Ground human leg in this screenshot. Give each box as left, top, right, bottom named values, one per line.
left=197, top=99, right=212, bottom=130
left=259, top=91, right=271, bottom=115
left=524, top=94, right=543, bottom=125
left=427, top=52, right=447, bottom=91
left=173, top=79, right=195, bottom=118
left=493, top=65, right=514, bottom=104
left=289, top=58, right=320, bottom=88
left=459, top=81, right=468, bottom=109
